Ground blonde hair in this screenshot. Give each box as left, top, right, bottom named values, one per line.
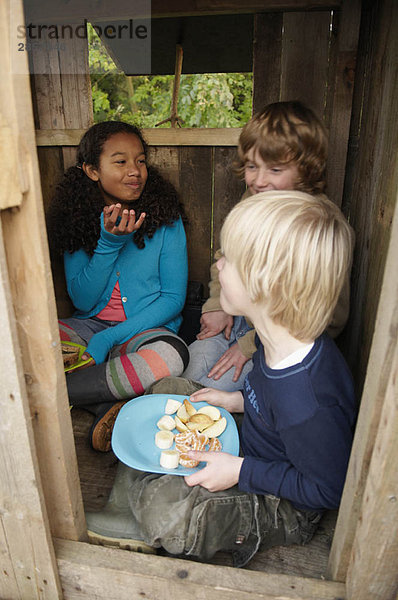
left=220, top=191, right=353, bottom=341
left=236, top=101, right=328, bottom=194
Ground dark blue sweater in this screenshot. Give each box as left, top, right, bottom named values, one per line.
left=238, top=334, right=356, bottom=511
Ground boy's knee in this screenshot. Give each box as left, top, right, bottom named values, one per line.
left=145, top=376, right=204, bottom=396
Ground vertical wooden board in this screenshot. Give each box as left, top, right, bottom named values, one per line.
left=345, top=340, right=398, bottom=599
left=252, top=13, right=283, bottom=114
left=178, top=146, right=212, bottom=291
left=326, top=0, right=361, bottom=206
left=1, top=0, right=86, bottom=544
left=280, top=11, right=331, bottom=120
left=0, top=223, right=62, bottom=600
left=37, top=147, right=65, bottom=212
left=213, top=146, right=246, bottom=256
left=147, top=145, right=181, bottom=191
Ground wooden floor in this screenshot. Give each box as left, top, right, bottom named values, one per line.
left=72, top=407, right=337, bottom=580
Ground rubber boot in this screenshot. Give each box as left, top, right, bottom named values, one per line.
left=85, top=462, right=156, bottom=554
left=66, top=362, right=111, bottom=406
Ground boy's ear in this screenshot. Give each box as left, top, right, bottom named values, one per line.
left=82, top=162, right=99, bottom=182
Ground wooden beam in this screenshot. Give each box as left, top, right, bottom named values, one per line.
left=36, top=128, right=243, bottom=147
left=55, top=538, right=346, bottom=600
left=325, top=0, right=362, bottom=206
left=1, top=0, right=87, bottom=543
left=252, top=13, right=283, bottom=113
left=24, top=1, right=342, bottom=23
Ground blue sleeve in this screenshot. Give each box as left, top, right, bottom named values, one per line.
left=86, top=218, right=188, bottom=364
left=239, top=406, right=353, bottom=510
left=64, top=222, right=129, bottom=313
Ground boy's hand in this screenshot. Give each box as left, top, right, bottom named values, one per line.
left=197, top=311, right=233, bottom=340
left=71, top=353, right=95, bottom=371
left=184, top=452, right=244, bottom=492
left=207, top=343, right=250, bottom=382
left=190, top=387, right=244, bottom=413
left=104, top=204, right=145, bottom=235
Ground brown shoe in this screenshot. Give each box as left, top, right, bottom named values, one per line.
left=90, top=401, right=126, bottom=452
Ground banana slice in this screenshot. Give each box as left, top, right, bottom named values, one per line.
left=197, top=405, right=221, bottom=421
left=155, top=430, right=174, bottom=449
left=157, top=415, right=175, bottom=431
left=202, top=416, right=227, bottom=438
left=164, top=398, right=182, bottom=415
left=160, top=450, right=180, bottom=469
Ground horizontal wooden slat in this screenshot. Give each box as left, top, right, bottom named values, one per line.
left=36, top=128, right=242, bottom=147
left=25, top=1, right=342, bottom=23
left=55, top=538, right=346, bottom=600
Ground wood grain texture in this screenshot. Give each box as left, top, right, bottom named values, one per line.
left=54, top=537, right=346, bottom=600
left=252, top=13, right=283, bottom=113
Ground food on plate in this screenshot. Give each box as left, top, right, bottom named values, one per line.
left=160, top=450, right=180, bottom=469
left=157, top=397, right=228, bottom=469
left=61, top=344, right=80, bottom=367
left=164, top=398, right=182, bottom=415
left=155, top=430, right=174, bottom=449
left=186, top=412, right=214, bottom=432
left=156, top=415, right=176, bottom=431
left=197, top=405, right=221, bottom=421
left=176, top=403, right=190, bottom=423
left=201, top=417, right=227, bottom=438
left=208, top=437, right=222, bottom=452
left=174, top=415, right=189, bottom=432
left=183, top=398, right=197, bottom=417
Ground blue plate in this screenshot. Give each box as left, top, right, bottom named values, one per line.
left=111, top=393, right=240, bottom=476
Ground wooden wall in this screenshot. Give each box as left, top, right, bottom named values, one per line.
left=33, top=3, right=361, bottom=322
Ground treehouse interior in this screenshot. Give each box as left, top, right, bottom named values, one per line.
left=0, top=1, right=397, bottom=599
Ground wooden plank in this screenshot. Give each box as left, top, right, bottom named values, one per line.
left=24, top=1, right=342, bottom=23
left=1, top=0, right=87, bottom=543
left=147, top=145, right=181, bottom=191
left=346, top=328, right=398, bottom=598
left=55, top=538, right=346, bottom=600
left=252, top=13, right=283, bottom=114
left=0, top=222, right=61, bottom=599
left=178, top=147, right=213, bottom=290
left=280, top=11, right=331, bottom=120
left=326, top=0, right=361, bottom=206
left=36, top=128, right=243, bottom=147
left=212, top=146, right=246, bottom=258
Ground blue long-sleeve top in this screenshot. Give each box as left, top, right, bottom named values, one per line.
left=239, top=334, right=356, bottom=511
left=64, top=215, right=188, bottom=364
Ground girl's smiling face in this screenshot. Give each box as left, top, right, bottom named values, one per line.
left=84, top=132, right=148, bottom=205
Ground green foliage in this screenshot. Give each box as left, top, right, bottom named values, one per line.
left=88, top=23, right=253, bottom=128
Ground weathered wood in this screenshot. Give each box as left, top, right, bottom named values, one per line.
left=0, top=222, right=62, bottom=600
left=1, top=0, right=87, bottom=544
left=212, top=146, right=246, bottom=257
left=252, top=13, right=283, bottom=114
left=346, top=304, right=398, bottom=598
left=55, top=538, right=346, bottom=600
left=36, top=128, right=243, bottom=147
left=280, top=11, right=331, bottom=121
left=326, top=0, right=361, bottom=206
left=328, top=186, right=398, bottom=582
left=338, top=0, right=398, bottom=391
left=178, top=147, right=213, bottom=290
left=25, top=0, right=342, bottom=23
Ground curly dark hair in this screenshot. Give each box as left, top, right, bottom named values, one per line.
left=47, top=121, right=185, bottom=255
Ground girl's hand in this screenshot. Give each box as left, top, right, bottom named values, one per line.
left=104, top=204, right=146, bottom=236
left=190, top=387, right=244, bottom=413
left=207, top=343, right=250, bottom=382
left=184, top=452, right=244, bottom=491
left=197, top=311, right=233, bottom=340
left=71, top=353, right=95, bottom=371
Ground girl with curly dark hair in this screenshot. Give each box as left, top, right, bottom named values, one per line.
left=48, top=121, right=189, bottom=451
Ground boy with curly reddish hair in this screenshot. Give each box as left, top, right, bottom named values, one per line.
left=183, top=101, right=351, bottom=391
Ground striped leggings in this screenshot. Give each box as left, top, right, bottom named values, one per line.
left=59, top=320, right=189, bottom=402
